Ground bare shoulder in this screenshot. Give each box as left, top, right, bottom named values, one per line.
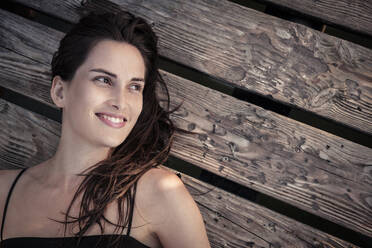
left=0, top=169, right=23, bottom=195
left=135, top=167, right=211, bottom=247
left=135, top=167, right=190, bottom=219
left=137, top=167, right=184, bottom=192
left=0, top=169, right=23, bottom=223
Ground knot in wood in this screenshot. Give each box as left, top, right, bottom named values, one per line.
left=212, top=123, right=226, bottom=135
left=221, top=156, right=230, bottom=162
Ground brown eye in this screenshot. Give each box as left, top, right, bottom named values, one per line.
left=129, top=84, right=143, bottom=92
left=96, top=76, right=111, bottom=85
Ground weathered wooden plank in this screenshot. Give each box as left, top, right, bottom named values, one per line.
left=0, top=99, right=358, bottom=247
left=11, top=0, right=372, bottom=135
left=165, top=69, right=372, bottom=237
left=0, top=9, right=371, bottom=236
left=265, top=0, right=372, bottom=37
left=177, top=169, right=360, bottom=248
left=0, top=99, right=60, bottom=169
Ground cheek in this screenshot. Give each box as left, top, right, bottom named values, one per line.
left=134, top=98, right=143, bottom=117
left=138, top=97, right=143, bottom=112
left=69, top=84, right=100, bottom=116
left=130, top=96, right=143, bottom=121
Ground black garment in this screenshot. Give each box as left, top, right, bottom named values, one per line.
left=0, top=168, right=149, bottom=248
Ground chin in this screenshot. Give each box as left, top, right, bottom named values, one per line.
left=106, top=136, right=129, bottom=148
left=98, top=137, right=122, bottom=148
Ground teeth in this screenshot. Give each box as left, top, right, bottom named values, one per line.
left=101, top=114, right=124, bottom=123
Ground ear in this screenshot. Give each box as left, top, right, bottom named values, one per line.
left=50, top=75, right=67, bottom=108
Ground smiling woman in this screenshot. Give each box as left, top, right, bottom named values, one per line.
left=0, top=10, right=210, bottom=248
left=54, top=40, right=146, bottom=144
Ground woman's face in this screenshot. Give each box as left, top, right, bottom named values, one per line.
left=54, top=40, right=146, bottom=149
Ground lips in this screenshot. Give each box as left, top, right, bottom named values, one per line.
left=96, top=113, right=127, bottom=128
left=96, top=112, right=127, bottom=121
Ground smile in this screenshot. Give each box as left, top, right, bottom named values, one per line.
left=96, top=113, right=127, bottom=128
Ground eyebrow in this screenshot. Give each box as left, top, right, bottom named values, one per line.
left=90, top=68, right=145, bottom=83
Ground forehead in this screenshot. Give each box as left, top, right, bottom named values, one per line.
left=80, top=39, right=145, bottom=78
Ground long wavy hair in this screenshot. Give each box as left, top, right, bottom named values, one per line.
left=50, top=10, right=189, bottom=248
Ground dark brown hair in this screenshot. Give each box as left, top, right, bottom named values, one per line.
left=50, top=10, right=189, bottom=248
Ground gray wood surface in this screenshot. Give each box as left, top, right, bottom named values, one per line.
left=12, top=0, right=372, bottom=135
left=0, top=99, right=358, bottom=247
left=0, top=9, right=371, bottom=237
left=177, top=168, right=359, bottom=248
left=264, top=0, right=372, bottom=36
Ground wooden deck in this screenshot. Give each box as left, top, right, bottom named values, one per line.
left=0, top=0, right=371, bottom=247
left=264, top=0, right=372, bottom=36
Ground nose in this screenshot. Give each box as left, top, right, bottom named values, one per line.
left=111, top=89, right=128, bottom=111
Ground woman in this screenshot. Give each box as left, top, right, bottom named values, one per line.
left=0, top=10, right=210, bottom=248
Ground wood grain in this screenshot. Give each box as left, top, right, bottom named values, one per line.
left=0, top=9, right=371, bottom=237
left=11, top=0, right=372, bottom=135
left=177, top=169, right=360, bottom=248
left=0, top=99, right=358, bottom=247
left=265, top=0, right=372, bottom=36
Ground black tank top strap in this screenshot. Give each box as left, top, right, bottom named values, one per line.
left=126, top=179, right=138, bottom=237
left=1, top=167, right=28, bottom=242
